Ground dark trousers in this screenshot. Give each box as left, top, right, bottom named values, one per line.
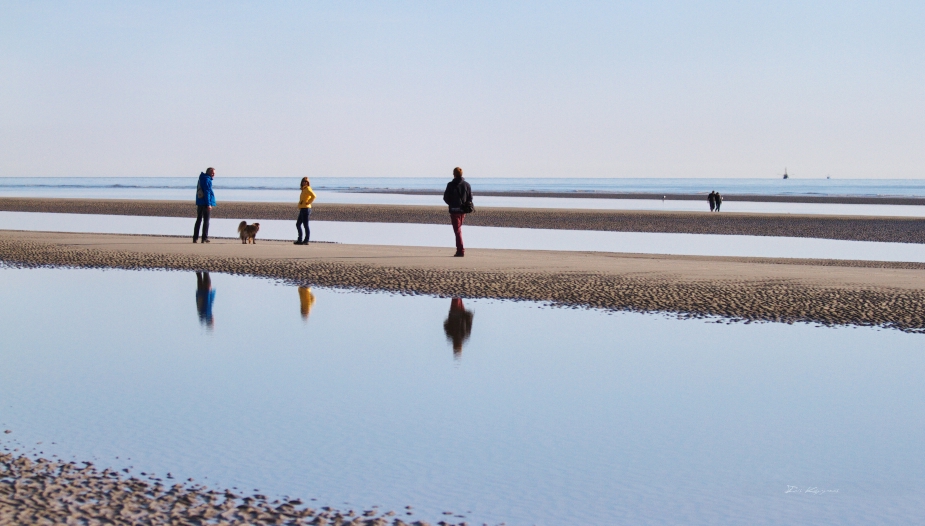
left=296, top=208, right=311, bottom=242
left=193, top=205, right=210, bottom=241
left=451, top=212, right=465, bottom=253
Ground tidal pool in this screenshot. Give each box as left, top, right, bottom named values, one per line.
left=7, top=211, right=925, bottom=262
left=1, top=266, right=925, bottom=524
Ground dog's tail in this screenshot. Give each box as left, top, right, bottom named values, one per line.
left=237, top=221, right=246, bottom=234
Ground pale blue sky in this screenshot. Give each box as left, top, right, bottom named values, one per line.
left=1, top=1, right=923, bottom=178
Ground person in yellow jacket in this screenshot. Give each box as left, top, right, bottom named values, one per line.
left=295, top=177, right=316, bottom=245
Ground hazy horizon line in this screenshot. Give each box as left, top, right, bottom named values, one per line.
left=3, top=175, right=923, bottom=181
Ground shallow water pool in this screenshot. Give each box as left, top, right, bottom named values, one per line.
left=1, top=266, right=924, bottom=524
left=6, top=211, right=925, bottom=262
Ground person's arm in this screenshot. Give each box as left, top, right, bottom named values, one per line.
left=205, top=177, right=215, bottom=209
left=443, top=183, right=453, bottom=206
left=305, top=187, right=316, bottom=206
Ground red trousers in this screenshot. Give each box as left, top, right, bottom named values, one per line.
left=450, top=213, right=465, bottom=253
left=450, top=297, right=465, bottom=311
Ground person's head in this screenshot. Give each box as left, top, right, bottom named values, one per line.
left=301, top=177, right=309, bottom=188
left=206, top=167, right=215, bottom=177
left=453, top=167, right=463, bottom=179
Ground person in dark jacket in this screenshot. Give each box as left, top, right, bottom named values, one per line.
left=442, top=166, right=472, bottom=257
left=193, top=167, right=217, bottom=243
left=708, top=191, right=716, bottom=212
left=714, top=191, right=723, bottom=212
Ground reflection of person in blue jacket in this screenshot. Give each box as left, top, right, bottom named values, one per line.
left=193, top=167, right=217, bottom=243
left=196, top=271, right=215, bottom=329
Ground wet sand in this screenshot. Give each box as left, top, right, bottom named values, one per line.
left=2, top=197, right=925, bottom=243
left=0, top=449, right=447, bottom=526
left=3, top=230, right=925, bottom=332
left=348, top=189, right=925, bottom=206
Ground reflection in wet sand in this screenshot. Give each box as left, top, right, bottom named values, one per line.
left=444, top=298, right=473, bottom=358
left=195, top=271, right=215, bottom=329
left=298, top=286, right=316, bottom=320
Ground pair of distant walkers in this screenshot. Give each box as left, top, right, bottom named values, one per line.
left=193, top=167, right=472, bottom=255
left=708, top=190, right=723, bottom=212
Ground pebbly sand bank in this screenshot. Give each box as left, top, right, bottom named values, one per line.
left=3, top=197, right=925, bottom=243
left=3, top=231, right=925, bottom=332
left=0, top=449, right=454, bottom=526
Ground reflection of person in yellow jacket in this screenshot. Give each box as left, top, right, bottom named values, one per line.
left=298, top=286, right=316, bottom=320
left=294, top=177, right=317, bottom=245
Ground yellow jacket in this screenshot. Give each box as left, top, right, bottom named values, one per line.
left=298, top=186, right=317, bottom=208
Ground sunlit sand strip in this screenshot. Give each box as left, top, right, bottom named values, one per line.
left=3, top=211, right=925, bottom=263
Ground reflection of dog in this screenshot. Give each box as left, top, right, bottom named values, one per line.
left=237, top=221, right=260, bottom=244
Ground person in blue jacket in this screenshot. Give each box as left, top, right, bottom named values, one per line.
left=193, top=167, right=217, bottom=243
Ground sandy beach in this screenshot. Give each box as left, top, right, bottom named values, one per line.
left=3, top=197, right=925, bottom=243
left=3, top=230, right=925, bottom=332
left=350, top=189, right=925, bottom=206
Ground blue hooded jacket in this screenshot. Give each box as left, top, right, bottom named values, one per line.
left=195, top=172, right=216, bottom=207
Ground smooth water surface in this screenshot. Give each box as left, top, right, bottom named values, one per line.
left=5, top=178, right=925, bottom=216
left=6, top=176, right=925, bottom=197
left=2, top=267, right=925, bottom=524
left=5, top=211, right=925, bottom=262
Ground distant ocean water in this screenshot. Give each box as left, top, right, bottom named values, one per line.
left=4, top=177, right=925, bottom=199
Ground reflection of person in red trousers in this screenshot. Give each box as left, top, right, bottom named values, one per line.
left=443, top=298, right=474, bottom=358
left=442, top=167, right=473, bottom=257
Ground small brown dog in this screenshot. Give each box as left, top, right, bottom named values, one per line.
left=237, top=221, right=260, bottom=244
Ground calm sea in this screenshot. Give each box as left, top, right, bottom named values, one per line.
left=4, top=177, right=925, bottom=199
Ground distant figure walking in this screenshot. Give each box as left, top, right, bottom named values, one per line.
left=295, top=177, right=316, bottom=245
left=443, top=167, right=473, bottom=257
left=193, top=167, right=216, bottom=243
left=708, top=191, right=716, bottom=212
left=195, top=271, right=215, bottom=329
left=714, top=191, right=723, bottom=212
left=443, top=298, right=474, bottom=358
